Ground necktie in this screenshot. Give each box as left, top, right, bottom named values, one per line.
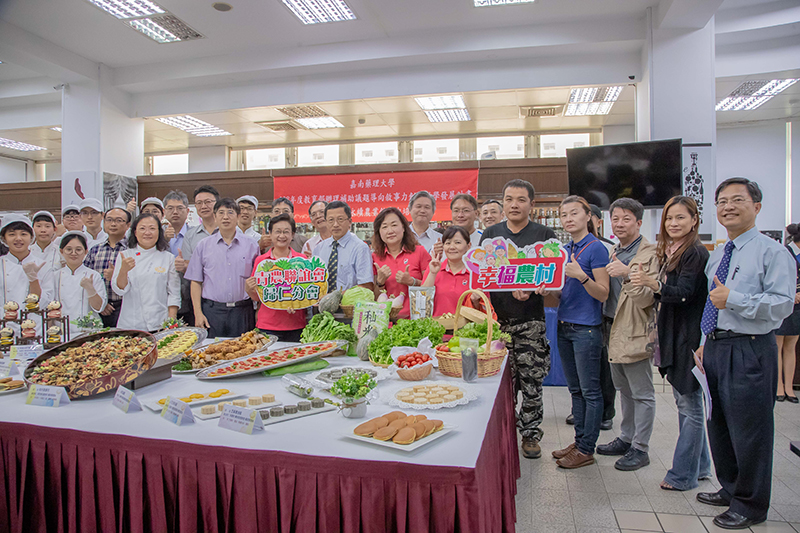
left=328, top=240, right=339, bottom=289
left=700, top=241, right=735, bottom=335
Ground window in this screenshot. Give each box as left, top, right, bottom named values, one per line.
left=297, top=144, right=339, bottom=167
left=152, top=153, right=188, bottom=175
left=414, top=148, right=423, bottom=156
left=477, top=136, right=524, bottom=159
left=354, top=142, right=398, bottom=165
left=437, top=147, right=448, bottom=155
left=246, top=148, right=285, bottom=170
left=540, top=133, right=591, bottom=157
left=413, top=139, right=459, bottom=162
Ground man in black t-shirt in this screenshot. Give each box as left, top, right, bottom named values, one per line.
left=480, top=179, right=556, bottom=459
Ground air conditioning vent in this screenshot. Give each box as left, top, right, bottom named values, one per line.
left=255, top=120, right=306, bottom=131
left=276, top=105, right=329, bottom=119
left=520, top=105, right=562, bottom=118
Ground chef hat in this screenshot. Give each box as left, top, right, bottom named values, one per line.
left=61, top=204, right=80, bottom=216
left=0, top=214, right=34, bottom=235
left=79, top=198, right=104, bottom=213
left=60, top=230, right=90, bottom=246
left=237, top=195, right=259, bottom=210
left=32, top=211, right=57, bottom=226
left=140, top=197, right=164, bottom=211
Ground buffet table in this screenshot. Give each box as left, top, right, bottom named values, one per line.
left=0, top=344, right=519, bottom=533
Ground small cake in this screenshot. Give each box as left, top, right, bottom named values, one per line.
left=298, top=401, right=311, bottom=411
left=412, top=385, right=427, bottom=391
left=248, top=396, right=262, bottom=406
left=262, top=393, right=275, bottom=403
left=232, top=399, right=246, bottom=407
left=429, top=397, right=444, bottom=404
left=311, top=398, right=324, bottom=408
left=24, top=293, right=39, bottom=311
left=442, top=394, right=457, bottom=402
left=284, top=405, right=298, bottom=414
left=201, top=405, right=215, bottom=415
left=46, top=325, right=62, bottom=344
left=413, top=392, right=426, bottom=398
left=452, top=390, right=464, bottom=399
left=413, top=397, right=428, bottom=404
left=259, top=410, right=270, bottom=420
left=270, top=406, right=284, bottom=417
left=46, top=301, right=62, bottom=318
left=1, top=327, right=14, bottom=345
left=3, top=301, right=19, bottom=320
left=400, top=388, right=414, bottom=395
left=218, top=401, right=231, bottom=412
left=20, top=319, right=36, bottom=338
left=189, top=393, right=204, bottom=399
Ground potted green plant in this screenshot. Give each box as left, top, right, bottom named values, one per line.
left=329, top=371, right=377, bottom=418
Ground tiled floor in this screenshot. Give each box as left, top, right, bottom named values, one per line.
left=514, top=384, right=800, bottom=533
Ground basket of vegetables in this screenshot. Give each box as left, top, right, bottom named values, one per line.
left=339, top=286, right=403, bottom=321
left=434, top=290, right=509, bottom=378
left=300, top=312, right=358, bottom=356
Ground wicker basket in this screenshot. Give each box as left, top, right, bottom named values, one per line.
left=341, top=304, right=401, bottom=322
left=395, top=363, right=433, bottom=381
left=434, top=290, right=508, bottom=378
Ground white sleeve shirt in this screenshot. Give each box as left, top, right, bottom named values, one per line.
left=49, top=265, right=107, bottom=338
left=112, top=246, right=181, bottom=331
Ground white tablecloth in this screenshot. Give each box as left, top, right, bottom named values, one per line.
left=0, top=342, right=508, bottom=469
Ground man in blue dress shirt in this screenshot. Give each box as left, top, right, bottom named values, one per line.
left=313, top=201, right=374, bottom=292
left=695, top=177, right=795, bottom=530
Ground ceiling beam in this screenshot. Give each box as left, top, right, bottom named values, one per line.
left=655, top=0, right=725, bottom=29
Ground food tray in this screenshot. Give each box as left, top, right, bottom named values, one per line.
left=143, top=390, right=247, bottom=412
left=153, top=327, right=207, bottom=360
left=23, top=330, right=156, bottom=399
left=311, top=366, right=390, bottom=389
left=385, top=381, right=479, bottom=410
left=0, top=382, right=27, bottom=395
left=194, top=400, right=282, bottom=421
left=343, top=424, right=457, bottom=452
left=196, top=340, right=347, bottom=380
left=260, top=403, right=336, bottom=426
left=171, top=334, right=278, bottom=373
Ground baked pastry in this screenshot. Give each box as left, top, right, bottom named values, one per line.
left=411, top=423, right=427, bottom=440
left=190, top=393, right=204, bottom=399
left=311, top=398, right=324, bottom=408
left=421, top=420, right=436, bottom=436
left=218, top=402, right=231, bottom=411
left=354, top=421, right=377, bottom=436
left=259, top=410, right=270, bottom=420
left=431, top=420, right=444, bottom=431
left=201, top=405, right=215, bottom=415
left=46, top=301, right=62, bottom=318
left=298, top=401, right=311, bottom=411
left=285, top=405, right=298, bottom=414
left=3, top=301, right=19, bottom=320
left=429, top=397, right=444, bottom=404
left=442, top=394, right=456, bottom=402
left=248, top=396, right=262, bottom=406
left=24, top=294, right=39, bottom=311
left=232, top=399, right=246, bottom=407
left=388, top=419, right=408, bottom=430
left=270, top=406, right=284, bottom=417
left=384, top=411, right=406, bottom=421
left=20, top=319, right=36, bottom=338
left=373, top=427, right=398, bottom=441
left=392, top=427, right=416, bottom=445
left=0, top=380, right=24, bottom=391
left=1, top=327, right=14, bottom=345
left=452, top=390, right=464, bottom=399
left=370, top=416, right=389, bottom=429
left=413, top=397, right=427, bottom=404
left=262, top=393, right=275, bottom=403
left=46, top=326, right=61, bottom=344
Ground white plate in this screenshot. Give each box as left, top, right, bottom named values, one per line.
left=342, top=424, right=457, bottom=452
left=0, top=383, right=27, bottom=395
left=193, top=400, right=281, bottom=421
left=261, top=403, right=336, bottom=425
left=142, top=391, right=248, bottom=412
left=384, top=381, right=479, bottom=410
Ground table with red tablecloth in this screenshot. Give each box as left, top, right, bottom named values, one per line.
left=0, top=355, right=519, bottom=533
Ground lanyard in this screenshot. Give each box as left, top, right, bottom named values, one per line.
left=569, top=237, right=598, bottom=261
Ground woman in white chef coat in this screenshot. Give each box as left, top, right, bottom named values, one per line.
left=48, top=231, right=107, bottom=338
left=0, top=215, right=46, bottom=333
left=112, top=213, right=180, bottom=332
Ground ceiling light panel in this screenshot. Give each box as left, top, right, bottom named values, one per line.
left=474, top=0, right=535, bottom=6
left=715, top=78, right=799, bottom=111
left=87, top=0, right=164, bottom=19
left=424, top=109, right=472, bottom=122
left=295, top=116, right=344, bottom=129
left=156, top=116, right=233, bottom=136
left=84, top=0, right=202, bottom=43
left=0, top=138, right=46, bottom=152
left=277, top=105, right=329, bottom=119
left=415, top=95, right=466, bottom=110
left=281, top=0, right=357, bottom=25
left=565, top=86, right=623, bottom=115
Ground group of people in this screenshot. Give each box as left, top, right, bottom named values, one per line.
left=1, top=176, right=798, bottom=530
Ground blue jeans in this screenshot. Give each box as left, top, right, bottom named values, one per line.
left=558, top=322, right=603, bottom=455
left=663, top=387, right=713, bottom=490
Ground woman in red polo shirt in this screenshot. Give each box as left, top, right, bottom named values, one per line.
left=422, top=226, right=473, bottom=316
left=245, top=214, right=307, bottom=342
left=372, top=207, right=431, bottom=319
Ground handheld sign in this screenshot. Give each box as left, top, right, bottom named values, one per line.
left=218, top=403, right=264, bottom=435
left=160, top=396, right=195, bottom=426
left=465, top=238, right=568, bottom=291
left=112, top=386, right=142, bottom=413
left=253, top=256, right=329, bottom=310
left=26, top=384, right=70, bottom=407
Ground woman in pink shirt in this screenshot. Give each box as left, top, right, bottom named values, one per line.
left=245, top=214, right=307, bottom=342
left=422, top=225, right=472, bottom=316
left=372, top=207, right=431, bottom=319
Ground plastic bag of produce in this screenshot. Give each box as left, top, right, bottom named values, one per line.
left=408, top=286, right=435, bottom=319
left=352, top=301, right=391, bottom=338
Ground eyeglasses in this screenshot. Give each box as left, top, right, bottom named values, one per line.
left=63, top=214, right=81, bottom=221
left=165, top=206, right=187, bottom=213
left=452, top=209, right=474, bottom=215
left=105, top=217, right=128, bottom=225
left=195, top=200, right=216, bottom=207
left=239, top=205, right=255, bottom=212
left=216, top=210, right=237, bottom=217
left=326, top=217, right=349, bottom=226
left=271, top=230, right=293, bottom=236
left=715, top=197, right=751, bottom=208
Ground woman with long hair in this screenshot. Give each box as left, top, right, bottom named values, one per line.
left=775, top=223, right=800, bottom=403
left=551, top=195, right=610, bottom=469
left=372, top=207, right=431, bottom=319
left=112, top=213, right=180, bottom=331
left=629, top=196, right=712, bottom=490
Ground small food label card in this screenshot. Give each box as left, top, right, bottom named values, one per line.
left=0, top=358, right=20, bottom=377
left=10, top=345, right=43, bottom=363
left=218, top=403, right=264, bottom=435
left=26, top=384, right=70, bottom=407
left=160, top=396, right=195, bottom=426
left=112, top=386, right=142, bottom=413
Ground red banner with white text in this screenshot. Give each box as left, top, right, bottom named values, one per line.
left=273, top=169, right=479, bottom=223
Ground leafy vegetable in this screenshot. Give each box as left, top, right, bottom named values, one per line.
left=301, top=312, right=358, bottom=345
left=456, top=321, right=511, bottom=345
left=173, top=359, right=192, bottom=371
left=341, top=286, right=375, bottom=306
left=329, top=370, right=376, bottom=400
left=368, top=318, right=445, bottom=365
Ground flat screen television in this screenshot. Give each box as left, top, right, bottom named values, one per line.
left=566, top=139, right=682, bottom=208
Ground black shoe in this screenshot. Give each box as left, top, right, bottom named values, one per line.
left=600, top=419, right=613, bottom=430
left=614, top=448, right=650, bottom=471
left=566, top=413, right=574, bottom=425
left=712, top=510, right=765, bottom=529
left=787, top=395, right=799, bottom=404
left=596, top=437, right=631, bottom=456
left=696, top=491, right=731, bottom=507
left=777, top=395, right=786, bottom=402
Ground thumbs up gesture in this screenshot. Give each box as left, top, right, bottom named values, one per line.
left=396, top=265, right=414, bottom=285
left=606, top=251, right=631, bottom=279
left=709, top=275, right=730, bottom=310
left=564, top=253, right=584, bottom=280
left=374, top=263, right=391, bottom=286
left=164, top=222, right=175, bottom=240
left=79, top=275, right=98, bottom=297
left=119, top=255, right=136, bottom=275
left=174, top=250, right=187, bottom=272
left=22, top=261, right=44, bottom=282
left=259, top=228, right=272, bottom=251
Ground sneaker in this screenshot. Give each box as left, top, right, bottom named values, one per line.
left=551, top=442, right=577, bottom=459
left=566, top=413, right=574, bottom=425
left=521, top=436, right=541, bottom=459
left=614, top=448, right=650, bottom=471
left=556, top=448, right=595, bottom=469
left=596, top=437, right=631, bottom=456
left=600, top=419, right=613, bottom=430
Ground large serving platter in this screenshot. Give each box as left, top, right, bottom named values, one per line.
left=153, top=327, right=208, bottom=361
left=172, top=334, right=278, bottom=374
left=196, top=340, right=347, bottom=380
left=342, top=424, right=457, bottom=452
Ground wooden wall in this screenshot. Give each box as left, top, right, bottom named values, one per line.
left=0, top=181, right=62, bottom=214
